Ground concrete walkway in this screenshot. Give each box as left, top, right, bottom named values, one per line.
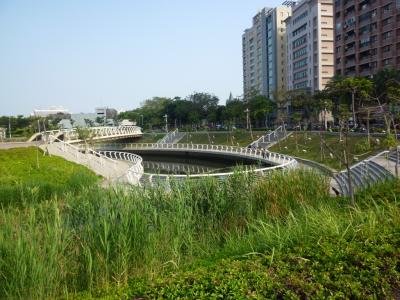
left=371, top=157, right=398, bottom=177
left=43, top=143, right=132, bottom=183
left=0, top=142, right=39, bottom=149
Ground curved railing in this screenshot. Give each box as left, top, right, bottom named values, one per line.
left=334, top=150, right=394, bottom=196
left=28, top=125, right=143, bottom=143
left=249, top=125, right=289, bottom=149
left=97, top=151, right=144, bottom=185
left=47, top=136, right=144, bottom=185
left=95, top=143, right=298, bottom=184
left=157, top=129, right=179, bottom=143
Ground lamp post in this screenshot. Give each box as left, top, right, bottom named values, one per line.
left=164, top=114, right=168, bottom=133
left=140, top=114, right=144, bottom=127
left=8, top=116, right=11, bottom=139
left=245, top=108, right=250, bottom=130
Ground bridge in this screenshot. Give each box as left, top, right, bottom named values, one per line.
left=249, top=125, right=291, bottom=149
left=43, top=136, right=144, bottom=185
left=28, top=125, right=143, bottom=143
left=332, top=150, right=397, bottom=196
left=95, top=143, right=298, bottom=185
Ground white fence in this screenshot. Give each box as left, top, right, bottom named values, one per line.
left=96, top=143, right=298, bottom=181
left=29, top=126, right=143, bottom=143
left=249, top=125, right=288, bottom=149
left=47, top=136, right=144, bottom=185
left=157, top=129, right=180, bottom=144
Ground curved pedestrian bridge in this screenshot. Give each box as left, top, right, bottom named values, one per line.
left=28, top=125, right=143, bottom=143
left=95, top=143, right=298, bottom=183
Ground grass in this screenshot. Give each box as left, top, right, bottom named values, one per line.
left=269, top=132, right=389, bottom=170
left=179, top=130, right=267, bottom=147
left=131, top=133, right=166, bottom=143
left=0, top=147, right=99, bottom=207
left=0, top=167, right=399, bottom=299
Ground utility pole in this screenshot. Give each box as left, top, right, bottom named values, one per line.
left=164, top=114, right=168, bottom=133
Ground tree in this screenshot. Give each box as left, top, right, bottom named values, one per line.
left=273, top=90, right=290, bottom=127
left=327, top=77, right=372, bottom=128
left=248, top=94, right=276, bottom=128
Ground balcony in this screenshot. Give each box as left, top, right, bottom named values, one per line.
left=344, top=1, right=355, bottom=9
left=359, top=68, right=372, bottom=76
left=345, top=60, right=356, bottom=67
left=382, top=51, right=393, bottom=60
left=344, top=35, right=356, bottom=43
left=381, top=38, right=393, bottom=46
left=345, top=46, right=356, bottom=54
left=359, top=56, right=370, bottom=64
left=381, top=0, right=392, bottom=7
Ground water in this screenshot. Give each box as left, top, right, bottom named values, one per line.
left=139, top=154, right=266, bottom=175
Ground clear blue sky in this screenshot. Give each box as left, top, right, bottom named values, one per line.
left=0, top=0, right=282, bottom=115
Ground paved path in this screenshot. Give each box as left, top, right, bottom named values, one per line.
left=371, top=157, right=398, bottom=176
left=43, top=143, right=132, bottom=183
left=0, top=142, right=39, bottom=149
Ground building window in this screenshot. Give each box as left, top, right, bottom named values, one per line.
left=383, top=3, right=392, bottom=13
left=293, top=47, right=308, bottom=59
left=292, top=35, right=307, bottom=48
left=383, top=58, right=392, bottom=65
left=294, top=81, right=308, bottom=89
left=383, top=45, right=391, bottom=52
left=383, top=31, right=392, bottom=40
left=293, top=11, right=308, bottom=25
left=382, top=17, right=392, bottom=26
left=293, top=58, right=308, bottom=69
left=294, top=70, right=308, bottom=80
left=292, top=24, right=307, bottom=37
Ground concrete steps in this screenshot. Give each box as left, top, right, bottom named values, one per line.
left=333, top=152, right=395, bottom=196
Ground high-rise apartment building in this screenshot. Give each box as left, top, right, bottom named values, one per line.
left=286, top=0, right=335, bottom=92
left=334, top=0, right=400, bottom=77
left=242, top=7, right=291, bottom=99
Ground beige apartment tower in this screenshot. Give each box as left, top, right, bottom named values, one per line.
left=242, top=7, right=291, bottom=99
left=286, top=0, right=335, bottom=92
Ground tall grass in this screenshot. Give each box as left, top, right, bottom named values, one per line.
left=0, top=170, right=398, bottom=299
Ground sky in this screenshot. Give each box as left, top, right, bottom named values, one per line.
left=0, top=0, right=282, bottom=115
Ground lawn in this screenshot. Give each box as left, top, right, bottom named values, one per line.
left=131, top=133, right=166, bottom=143
left=179, top=130, right=267, bottom=147
left=269, top=132, right=389, bottom=170
left=0, top=147, right=98, bottom=206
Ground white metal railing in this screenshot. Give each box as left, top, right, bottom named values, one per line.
left=29, top=126, right=142, bottom=143
left=95, top=143, right=298, bottom=179
left=48, top=136, right=144, bottom=185
left=249, top=125, right=288, bottom=149
left=334, top=150, right=393, bottom=195
left=338, top=150, right=390, bottom=175
left=97, top=151, right=144, bottom=185
left=157, top=129, right=179, bottom=144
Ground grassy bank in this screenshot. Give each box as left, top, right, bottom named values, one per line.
left=179, top=130, right=266, bottom=147
left=269, top=132, right=388, bottom=170
left=0, top=167, right=399, bottom=298
left=0, top=147, right=99, bottom=207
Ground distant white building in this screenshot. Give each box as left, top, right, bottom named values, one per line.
left=0, top=128, right=6, bottom=140
left=31, top=106, right=69, bottom=117
left=120, top=119, right=136, bottom=126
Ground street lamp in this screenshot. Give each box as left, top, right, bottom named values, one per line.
left=245, top=108, right=250, bottom=130
left=164, top=114, right=168, bottom=133
left=140, top=114, right=144, bottom=127
left=8, top=116, right=11, bottom=139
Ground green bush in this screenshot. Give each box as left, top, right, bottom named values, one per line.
left=382, top=134, right=398, bottom=148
